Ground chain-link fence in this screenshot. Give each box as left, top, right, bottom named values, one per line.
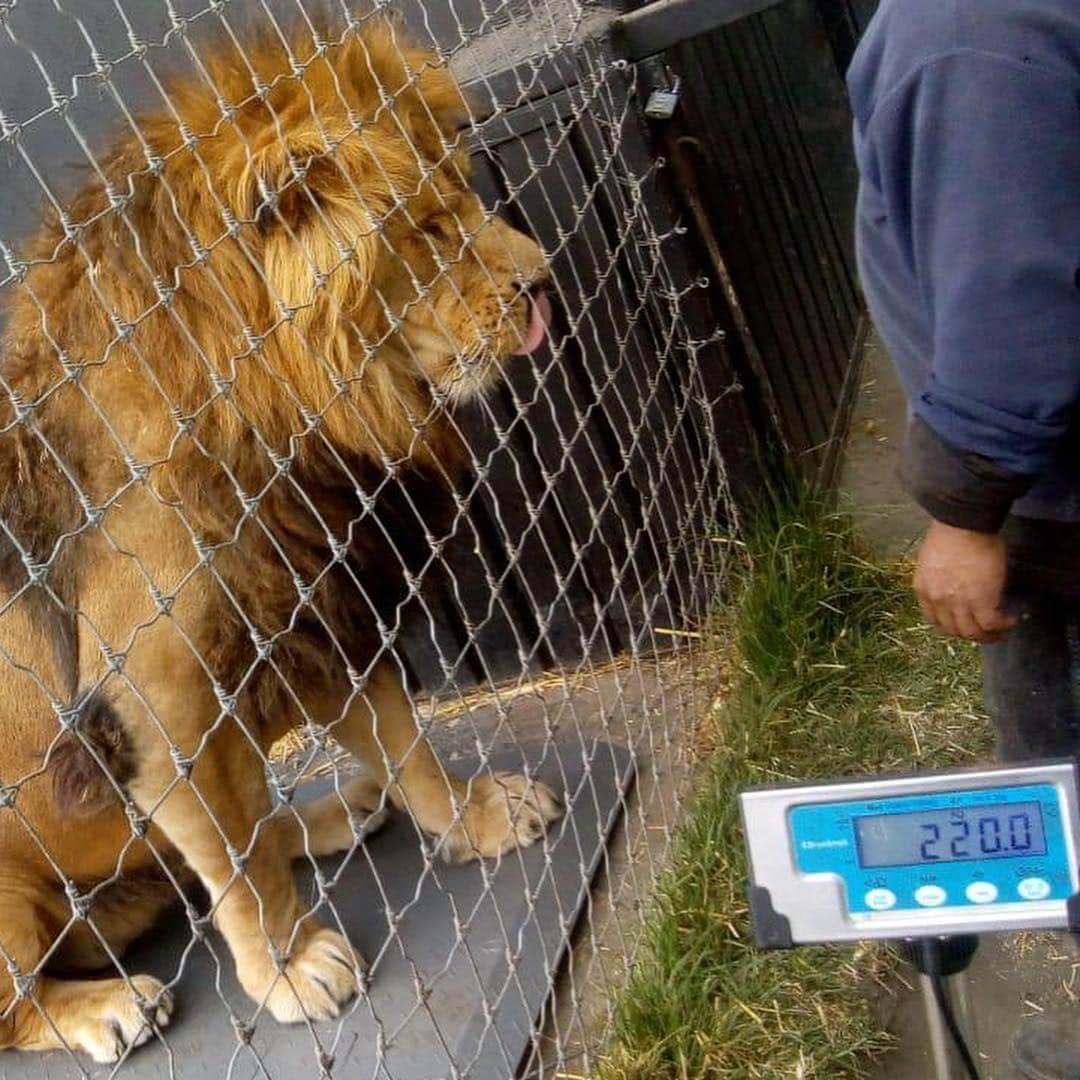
left=0, top=0, right=739, bottom=1076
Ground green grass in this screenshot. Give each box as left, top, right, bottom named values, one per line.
left=596, top=492, right=991, bottom=1079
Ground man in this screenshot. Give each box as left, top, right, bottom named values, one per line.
left=848, top=2, right=1080, bottom=1075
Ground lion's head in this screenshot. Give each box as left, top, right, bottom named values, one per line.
left=144, top=16, right=551, bottom=427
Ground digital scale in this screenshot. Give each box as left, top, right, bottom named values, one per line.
left=739, top=760, right=1080, bottom=1079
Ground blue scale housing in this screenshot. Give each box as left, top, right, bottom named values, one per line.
left=791, top=784, right=1073, bottom=916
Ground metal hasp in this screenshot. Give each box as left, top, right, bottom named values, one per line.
left=612, top=0, right=786, bottom=61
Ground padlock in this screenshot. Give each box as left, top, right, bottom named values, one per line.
left=644, top=88, right=680, bottom=120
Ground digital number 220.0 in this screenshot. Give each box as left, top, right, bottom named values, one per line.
left=918, top=815, right=1033, bottom=860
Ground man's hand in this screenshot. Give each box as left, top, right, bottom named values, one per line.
left=913, top=520, right=1017, bottom=643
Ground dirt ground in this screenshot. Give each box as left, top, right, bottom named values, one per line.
left=839, top=332, right=1080, bottom=1079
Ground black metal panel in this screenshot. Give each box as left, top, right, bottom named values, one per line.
left=814, top=0, right=881, bottom=76
left=662, top=0, right=864, bottom=477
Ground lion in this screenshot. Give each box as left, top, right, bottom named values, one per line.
left=0, top=13, right=561, bottom=1062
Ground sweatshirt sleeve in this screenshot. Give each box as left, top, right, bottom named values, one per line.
left=868, top=52, right=1080, bottom=529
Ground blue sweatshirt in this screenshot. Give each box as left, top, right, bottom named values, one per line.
left=848, top=0, right=1080, bottom=527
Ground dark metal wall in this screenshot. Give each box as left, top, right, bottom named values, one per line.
left=653, top=0, right=875, bottom=482
left=403, top=0, right=887, bottom=681
left=404, top=0, right=887, bottom=682
left=816, top=0, right=881, bottom=75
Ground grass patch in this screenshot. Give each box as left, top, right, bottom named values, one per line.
left=595, top=491, right=991, bottom=1079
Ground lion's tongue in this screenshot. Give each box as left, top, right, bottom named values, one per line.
left=516, top=292, right=552, bottom=355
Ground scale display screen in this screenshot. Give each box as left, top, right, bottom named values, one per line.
left=854, top=802, right=1046, bottom=868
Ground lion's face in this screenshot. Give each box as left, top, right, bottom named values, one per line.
left=382, top=189, right=551, bottom=403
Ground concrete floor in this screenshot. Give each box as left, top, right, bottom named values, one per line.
left=837, top=330, right=928, bottom=557
left=839, top=333, right=1080, bottom=1079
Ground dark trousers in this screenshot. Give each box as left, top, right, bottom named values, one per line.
left=982, top=597, right=1080, bottom=761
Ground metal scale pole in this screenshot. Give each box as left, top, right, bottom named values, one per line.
left=900, top=936, right=981, bottom=1079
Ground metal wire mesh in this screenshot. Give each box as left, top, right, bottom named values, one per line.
left=0, top=0, right=738, bottom=1076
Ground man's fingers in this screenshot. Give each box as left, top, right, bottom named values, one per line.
left=973, top=604, right=1017, bottom=635
left=970, top=599, right=1017, bottom=643
left=947, top=603, right=1014, bottom=643
left=915, top=587, right=953, bottom=636
left=950, top=606, right=983, bottom=642
left=920, top=594, right=1014, bottom=643
left=926, top=598, right=960, bottom=639
left=916, top=593, right=938, bottom=630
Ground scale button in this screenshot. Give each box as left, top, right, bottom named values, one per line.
left=914, top=885, right=948, bottom=908
left=965, top=881, right=998, bottom=904
left=1018, top=877, right=1052, bottom=901
left=864, top=888, right=897, bottom=911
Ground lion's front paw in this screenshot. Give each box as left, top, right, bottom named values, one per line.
left=441, top=772, right=563, bottom=863
left=263, top=928, right=361, bottom=1023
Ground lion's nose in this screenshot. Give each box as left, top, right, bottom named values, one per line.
left=514, top=266, right=551, bottom=293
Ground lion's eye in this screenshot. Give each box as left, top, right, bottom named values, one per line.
left=423, top=216, right=463, bottom=245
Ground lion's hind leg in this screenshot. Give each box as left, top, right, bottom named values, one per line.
left=51, top=867, right=189, bottom=975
